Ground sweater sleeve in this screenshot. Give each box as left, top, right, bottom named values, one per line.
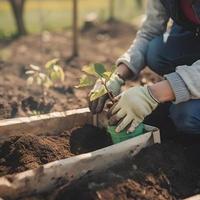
left=116, top=0, right=169, bottom=76
left=164, top=60, right=200, bottom=104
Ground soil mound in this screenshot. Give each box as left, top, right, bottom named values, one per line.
left=69, top=125, right=112, bottom=154
left=0, top=125, right=112, bottom=176
left=0, top=134, right=71, bottom=176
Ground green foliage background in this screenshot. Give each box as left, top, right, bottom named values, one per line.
left=0, top=0, right=143, bottom=37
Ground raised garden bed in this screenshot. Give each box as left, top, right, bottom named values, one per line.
left=0, top=108, right=199, bottom=200
left=0, top=108, right=160, bottom=199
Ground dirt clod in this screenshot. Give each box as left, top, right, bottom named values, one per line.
left=70, top=125, right=112, bottom=155
left=0, top=100, right=18, bottom=119
left=21, top=96, right=55, bottom=114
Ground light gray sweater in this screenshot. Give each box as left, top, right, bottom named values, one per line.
left=116, top=0, right=199, bottom=104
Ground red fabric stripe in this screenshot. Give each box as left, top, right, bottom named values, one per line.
left=180, top=0, right=200, bottom=25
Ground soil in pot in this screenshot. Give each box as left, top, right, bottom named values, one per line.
left=0, top=124, right=112, bottom=176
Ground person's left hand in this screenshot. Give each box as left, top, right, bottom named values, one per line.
left=108, top=85, right=159, bottom=133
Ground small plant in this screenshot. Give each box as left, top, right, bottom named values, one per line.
left=30, top=110, right=42, bottom=116
left=76, top=63, right=115, bottom=102
left=26, top=58, right=65, bottom=99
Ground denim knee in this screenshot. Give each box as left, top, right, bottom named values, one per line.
left=146, top=37, right=166, bottom=75
left=169, top=100, right=200, bottom=134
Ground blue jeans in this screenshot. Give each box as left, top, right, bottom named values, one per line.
left=146, top=25, right=200, bottom=134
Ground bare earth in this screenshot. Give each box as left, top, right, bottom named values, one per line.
left=0, top=20, right=160, bottom=119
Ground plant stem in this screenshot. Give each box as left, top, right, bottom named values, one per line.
left=101, top=79, right=115, bottom=103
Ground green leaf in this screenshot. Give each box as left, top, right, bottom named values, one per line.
left=82, top=63, right=107, bottom=78
left=82, top=65, right=98, bottom=77
left=94, top=63, right=106, bottom=77
left=75, top=75, right=94, bottom=88
left=52, top=65, right=65, bottom=82
left=38, top=73, right=47, bottom=81
left=36, top=76, right=42, bottom=85
left=50, top=71, right=58, bottom=81
left=45, top=58, right=59, bottom=69
left=30, top=64, right=40, bottom=71
left=25, top=70, right=35, bottom=75
left=90, top=86, right=107, bottom=101
left=102, top=71, right=112, bottom=81
left=46, top=64, right=65, bottom=82
left=27, top=76, right=34, bottom=85
left=59, top=68, right=65, bottom=82
left=43, top=77, right=53, bottom=88
left=110, top=65, right=116, bottom=73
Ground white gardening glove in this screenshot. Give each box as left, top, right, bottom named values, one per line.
left=108, top=85, right=159, bottom=133
left=89, top=73, right=125, bottom=114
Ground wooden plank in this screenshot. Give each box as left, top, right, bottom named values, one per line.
left=0, top=108, right=92, bottom=140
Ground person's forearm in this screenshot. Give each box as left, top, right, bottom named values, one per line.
left=148, top=80, right=175, bottom=103
left=116, top=63, right=134, bottom=81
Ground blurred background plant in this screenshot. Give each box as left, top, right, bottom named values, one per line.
left=26, top=59, right=65, bottom=96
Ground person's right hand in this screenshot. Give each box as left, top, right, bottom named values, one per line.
left=89, top=73, right=125, bottom=114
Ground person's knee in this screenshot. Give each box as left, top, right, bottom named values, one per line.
left=170, top=102, right=200, bottom=134
left=146, top=37, right=162, bottom=73
left=146, top=36, right=168, bottom=75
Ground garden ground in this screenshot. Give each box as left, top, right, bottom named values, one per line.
left=0, top=20, right=160, bottom=120
left=0, top=20, right=200, bottom=200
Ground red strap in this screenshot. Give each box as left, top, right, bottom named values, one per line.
left=180, top=0, right=200, bottom=25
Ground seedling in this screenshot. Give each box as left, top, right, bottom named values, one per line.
left=76, top=63, right=145, bottom=144
left=75, top=63, right=115, bottom=102
left=26, top=59, right=65, bottom=100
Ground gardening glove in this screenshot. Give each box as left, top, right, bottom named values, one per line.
left=89, top=73, right=125, bottom=114
left=108, top=85, right=159, bottom=133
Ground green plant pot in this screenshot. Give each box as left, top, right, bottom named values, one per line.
left=107, top=123, right=145, bottom=144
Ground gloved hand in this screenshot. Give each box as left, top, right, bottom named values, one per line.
left=108, top=85, right=159, bottom=133
left=89, top=73, right=125, bottom=114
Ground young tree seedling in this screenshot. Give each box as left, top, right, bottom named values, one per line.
left=26, top=58, right=65, bottom=102
left=76, top=63, right=145, bottom=144
left=75, top=63, right=116, bottom=103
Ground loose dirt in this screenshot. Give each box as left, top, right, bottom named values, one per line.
left=54, top=141, right=200, bottom=200
left=0, top=124, right=112, bottom=176
left=2, top=126, right=200, bottom=200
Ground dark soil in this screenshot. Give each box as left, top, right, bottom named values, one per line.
left=54, top=141, right=200, bottom=200
left=0, top=124, right=112, bottom=176
left=21, top=96, right=55, bottom=114
left=69, top=125, right=112, bottom=155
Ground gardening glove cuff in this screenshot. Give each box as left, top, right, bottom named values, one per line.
left=90, top=73, right=125, bottom=98
left=106, top=73, right=125, bottom=96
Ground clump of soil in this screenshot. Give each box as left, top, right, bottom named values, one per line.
left=70, top=125, right=112, bottom=155
left=0, top=125, right=112, bottom=176
left=21, top=96, right=55, bottom=114
left=0, top=99, right=18, bottom=119
left=54, top=142, right=200, bottom=200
